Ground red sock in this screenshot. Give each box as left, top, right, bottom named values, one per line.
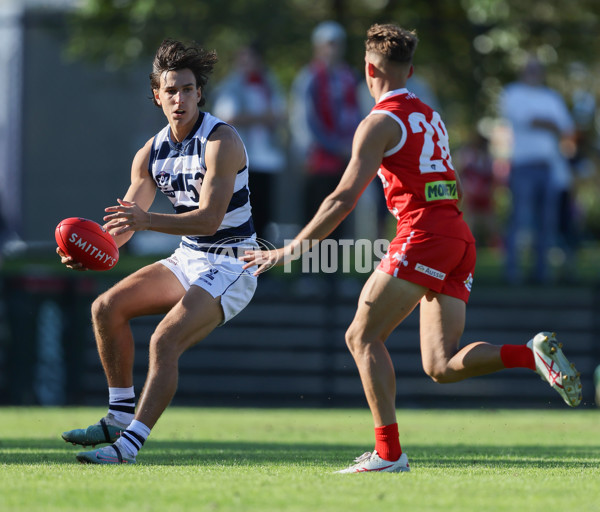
left=500, top=344, right=535, bottom=370
left=374, top=423, right=401, bottom=461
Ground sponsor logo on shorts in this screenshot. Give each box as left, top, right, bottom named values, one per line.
left=415, top=263, right=446, bottom=280
left=464, top=273, right=473, bottom=292
left=198, top=268, right=219, bottom=286
left=425, top=180, right=458, bottom=201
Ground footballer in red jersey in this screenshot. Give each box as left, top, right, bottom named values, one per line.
left=242, top=23, right=581, bottom=474
left=372, top=88, right=475, bottom=302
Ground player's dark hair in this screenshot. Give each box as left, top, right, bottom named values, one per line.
left=150, top=39, right=218, bottom=107
left=365, top=24, right=418, bottom=64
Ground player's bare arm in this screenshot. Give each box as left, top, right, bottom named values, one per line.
left=241, top=114, right=399, bottom=274
left=105, top=125, right=244, bottom=237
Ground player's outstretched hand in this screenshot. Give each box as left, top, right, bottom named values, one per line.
left=103, top=199, right=150, bottom=236
left=240, top=247, right=286, bottom=276
left=56, top=247, right=87, bottom=271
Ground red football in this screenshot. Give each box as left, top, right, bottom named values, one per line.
left=55, top=217, right=119, bottom=271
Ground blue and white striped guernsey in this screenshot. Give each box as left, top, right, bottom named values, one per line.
left=148, top=112, right=256, bottom=251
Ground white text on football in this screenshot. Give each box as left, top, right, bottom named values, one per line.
left=69, top=232, right=117, bottom=267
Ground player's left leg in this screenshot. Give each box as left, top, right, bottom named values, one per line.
left=419, top=292, right=582, bottom=406
left=417, top=235, right=532, bottom=384
left=76, top=285, right=223, bottom=464
left=419, top=291, right=504, bottom=383
left=135, top=285, right=224, bottom=429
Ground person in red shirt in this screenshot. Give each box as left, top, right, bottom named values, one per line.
left=242, top=23, right=581, bottom=473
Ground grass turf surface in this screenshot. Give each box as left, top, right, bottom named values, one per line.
left=1, top=407, right=598, bottom=511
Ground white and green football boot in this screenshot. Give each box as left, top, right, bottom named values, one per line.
left=61, top=413, right=127, bottom=447
left=527, top=331, right=582, bottom=407
left=76, top=444, right=136, bottom=464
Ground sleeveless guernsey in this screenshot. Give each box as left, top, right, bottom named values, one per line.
left=148, top=112, right=255, bottom=250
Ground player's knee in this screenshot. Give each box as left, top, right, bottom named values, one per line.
left=345, top=326, right=364, bottom=355
left=423, top=363, right=454, bottom=384
left=91, top=292, right=112, bottom=326
left=148, top=331, right=181, bottom=364
left=345, top=325, right=382, bottom=356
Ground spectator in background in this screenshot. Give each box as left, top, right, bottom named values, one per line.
left=454, top=131, right=499, bottom=248
left=290, top=21, right=361, bottom=233
left=500, top=56, right=575, bottom=285
left=213, top=42, right=287, bottom=243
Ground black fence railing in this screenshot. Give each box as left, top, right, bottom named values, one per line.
left=1, top=275, right=599, bottom=409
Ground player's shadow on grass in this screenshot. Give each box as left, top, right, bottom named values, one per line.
left=0, top=439, right=361, bottom=466
left=412, top=443, right=600, bottom=469
left=2, top=440, right=600, bottom=468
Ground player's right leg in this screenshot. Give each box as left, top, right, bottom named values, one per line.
left=337, top=271, right=426, bottom=473
left=91, top=262, right=185, bottom=386
left=345, top=271, right=426, bottom=427
left=62, top=263, right=186, bottom=447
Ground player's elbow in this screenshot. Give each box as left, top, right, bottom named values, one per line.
left=203, top=218, right=222, bottom=236
left=340, top=197, right=357, bottom=215
left=328, top=193, right=356, bottom=217
left=194, top=210, right=223, bottom=236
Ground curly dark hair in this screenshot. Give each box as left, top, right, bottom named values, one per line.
left=150, top=39, right=218, bottom=107
left=365, top=24, right=418, bottom=64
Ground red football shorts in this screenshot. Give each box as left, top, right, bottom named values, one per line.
left=377, top=230, right=476, bottom=303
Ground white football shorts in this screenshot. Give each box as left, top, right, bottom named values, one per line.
left=159, top=243, right=257, bottom=324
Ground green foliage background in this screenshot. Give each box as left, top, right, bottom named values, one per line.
left=66, top=0, right=600, bottom=131
left=63, top=0, right=600, bottom=240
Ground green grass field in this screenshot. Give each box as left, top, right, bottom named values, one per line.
left=1, top=407, right=599, bottom=512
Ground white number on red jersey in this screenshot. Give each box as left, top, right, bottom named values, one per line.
left=408, top=111, right=454, bottom=174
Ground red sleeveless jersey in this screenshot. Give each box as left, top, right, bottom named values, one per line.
left=372, top=89, right=474, bottom=242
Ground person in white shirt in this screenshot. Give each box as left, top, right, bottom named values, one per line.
left=500, top=56, right=575, bottom=285
left=213, top=42, right=287, bottom=242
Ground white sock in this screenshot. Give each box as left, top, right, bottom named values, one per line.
left=116, top=419, right=151, bottom=458
left=108, top=387, right=135, bottom=425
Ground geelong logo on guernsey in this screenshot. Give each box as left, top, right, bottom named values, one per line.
left=68, top=232, right=118, bottom=268
left=425, top=180, right=458, bottom=201
left=415, top=263, right=446, bottom=280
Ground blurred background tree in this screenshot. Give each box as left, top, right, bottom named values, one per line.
left=64, top=0, right=600, bottom=242
left=66, top=0, right=600, bottom=138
